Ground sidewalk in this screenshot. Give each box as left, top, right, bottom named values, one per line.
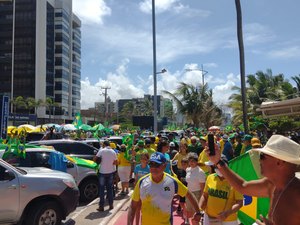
left=65, top=186, right=133, bottom=225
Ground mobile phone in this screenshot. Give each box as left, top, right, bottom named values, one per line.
left=207, top=133, right=215, bottom=156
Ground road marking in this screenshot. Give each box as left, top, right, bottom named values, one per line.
left=71, top=198, right=99, bottom=220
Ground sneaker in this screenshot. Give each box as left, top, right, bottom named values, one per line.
left=109, top=205, right=114, bottom=210
left=97, top=206, right=104, bottom=212
left=120, top=191, right=126, bottom=195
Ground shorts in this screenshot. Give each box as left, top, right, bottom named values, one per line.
left=203, top=213, right=238, bottom=225
left=186, top=190, right=201, bottom=212
left=118, top=166, right=131, bottom=182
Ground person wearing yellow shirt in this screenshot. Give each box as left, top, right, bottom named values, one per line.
left=117, top=144, right=132, bottom=195
left=127, top=152, right=203, bottom=225
left=199, top=156, right=243, bottom=225
left=144, top=138, right=156, bottom=157
left=198, top=136, right=210, bottom=175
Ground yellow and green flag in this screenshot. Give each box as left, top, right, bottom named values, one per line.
left=72, top=112, right=83, bottom=129
left=122, top=134, right=134, bottom=160
left=229, top=151, right=270, bottom=225
left=66, top=156, right=98, bottom=170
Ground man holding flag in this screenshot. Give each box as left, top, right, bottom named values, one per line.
left=206, top=134, right=300, bottom=225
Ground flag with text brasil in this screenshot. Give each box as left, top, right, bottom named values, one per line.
left=229, top=151, right=270, bottom=225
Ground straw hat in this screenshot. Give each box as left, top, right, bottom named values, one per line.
left=252, top=135, right=300, bottom=165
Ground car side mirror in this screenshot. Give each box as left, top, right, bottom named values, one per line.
left=4, top=170, right=15, bottom=181
left=67, top=161, right=75, bottom=168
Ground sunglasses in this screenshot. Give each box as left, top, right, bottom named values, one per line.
left=259, top=152, right=266, bottom=160
left=148, top=162, right=162, bottom=168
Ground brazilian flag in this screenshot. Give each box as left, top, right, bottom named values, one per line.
left=122, top=134, right=134, bottom=160
left=229, top=151, right=270, bottom=225
left=72, top=112, right=83, bottom=129
left=66, top=156, right=98, bottom=170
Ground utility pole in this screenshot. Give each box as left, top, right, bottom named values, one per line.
left=101, top=87, right=111, bottom=122
left=185, top=64, right=208, bottom=86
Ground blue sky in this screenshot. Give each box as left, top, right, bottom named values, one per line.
left=73, top=0, right=300, bottom=109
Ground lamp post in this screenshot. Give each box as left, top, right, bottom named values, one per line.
left=152, top=0, right=158, bottom=134
left=185, top=64, right=208, bottom=86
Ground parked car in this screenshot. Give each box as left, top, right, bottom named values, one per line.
left=0, top=158, right=79, bottom=225
left=81, top=138, right=101, bottom=149
left=0, top=147, right=99, bottom=202
left=108, top=136, right=123, bottom=146
left=29, top=139, right=98, bottom=160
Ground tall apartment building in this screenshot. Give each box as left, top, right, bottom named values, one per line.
left=0, top=0, right=81, bottom=123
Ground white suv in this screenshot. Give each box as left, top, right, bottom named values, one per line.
left=0, top=158, right=79, bottom=225
left=0, top=147, right=99, bottom=202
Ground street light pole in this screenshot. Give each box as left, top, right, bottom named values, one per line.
left=152, top=0, right=158, bottom=134
left=185, top=64, right=208, bottom=86
left=11, top=0, right=15, bottom=114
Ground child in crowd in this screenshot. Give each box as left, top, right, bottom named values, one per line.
left=133, top=152, right=150, bottom=225
left=185, top=152, right=206, bottom=225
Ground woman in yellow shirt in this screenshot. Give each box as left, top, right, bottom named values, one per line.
left=117, top=144, right=131, bottom=195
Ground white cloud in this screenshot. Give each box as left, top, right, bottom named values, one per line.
left=73, top=0, right=111, bottom=24
left=139, top=0, right=178, bottom=14
left=84, top=24, right=224, bottom=66
left=80, top=61, right=238, bottom=109
left=268, top=46, right=300, bottom=59
left=80, top=59, right=145, bottom=109
left=212, top=73, right=237, bottom=105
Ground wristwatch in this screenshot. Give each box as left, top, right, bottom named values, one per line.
left=216, top=159, right=226, bottom=168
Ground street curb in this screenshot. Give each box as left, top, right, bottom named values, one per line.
left=98, top=190, right=133, bottom=225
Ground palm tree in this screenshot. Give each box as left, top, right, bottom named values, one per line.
left=44, top=97, right=59, bottom=122
left=25, top=98, right=43, bottom=125
left=120, top=101, right=137, bottom=122
left=229, top=70, right=298, bottom=127
left=235, top=0, right=248, bottom=133
left=291, top=75, right=300, bottom=96
left=163, top=82, right=222, bottom=128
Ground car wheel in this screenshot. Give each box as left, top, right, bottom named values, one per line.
left=25, top=201, right=62, bottom=225
left=79, top=179, right=99, bottom=202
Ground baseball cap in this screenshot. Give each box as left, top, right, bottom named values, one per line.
left=137, top=140, right=145, bottom=146
left=149, top=152, right=166, bottom=164
left=242, top=134, right=253, bottom=141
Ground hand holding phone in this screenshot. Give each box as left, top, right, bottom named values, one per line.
left=207, top=133, right=215, bottom=156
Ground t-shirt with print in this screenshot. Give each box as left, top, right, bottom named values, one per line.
left=134, top=164, right=150, bottom=181
left=132, top=173, right=188, bottom=225
left=203, top=174, right=244, bottom=222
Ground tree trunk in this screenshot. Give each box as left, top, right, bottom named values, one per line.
left=235, top=0, right=248, bottom=133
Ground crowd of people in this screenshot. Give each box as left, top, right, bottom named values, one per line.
left=91, top=129, right=300, bottom=225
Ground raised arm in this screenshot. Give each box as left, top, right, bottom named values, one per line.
left=205, top=146, right=274, bottom=197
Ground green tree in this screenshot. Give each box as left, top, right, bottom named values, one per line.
left=44, top=97, right=59, bottom=122
left=291, top=74, right=300, bottom=96
left=163, top=82, right=222, bottom=128
left=120, top=101, right=137, bottom=122
left=229, top=69, right=298, bottom=127
left=11, top=96, right=27, bottom=114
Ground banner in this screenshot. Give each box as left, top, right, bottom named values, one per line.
left=0, top=96, right=9, bottom=139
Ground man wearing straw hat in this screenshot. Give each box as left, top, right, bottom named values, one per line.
left=206, top=134, right=300, bottom=225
